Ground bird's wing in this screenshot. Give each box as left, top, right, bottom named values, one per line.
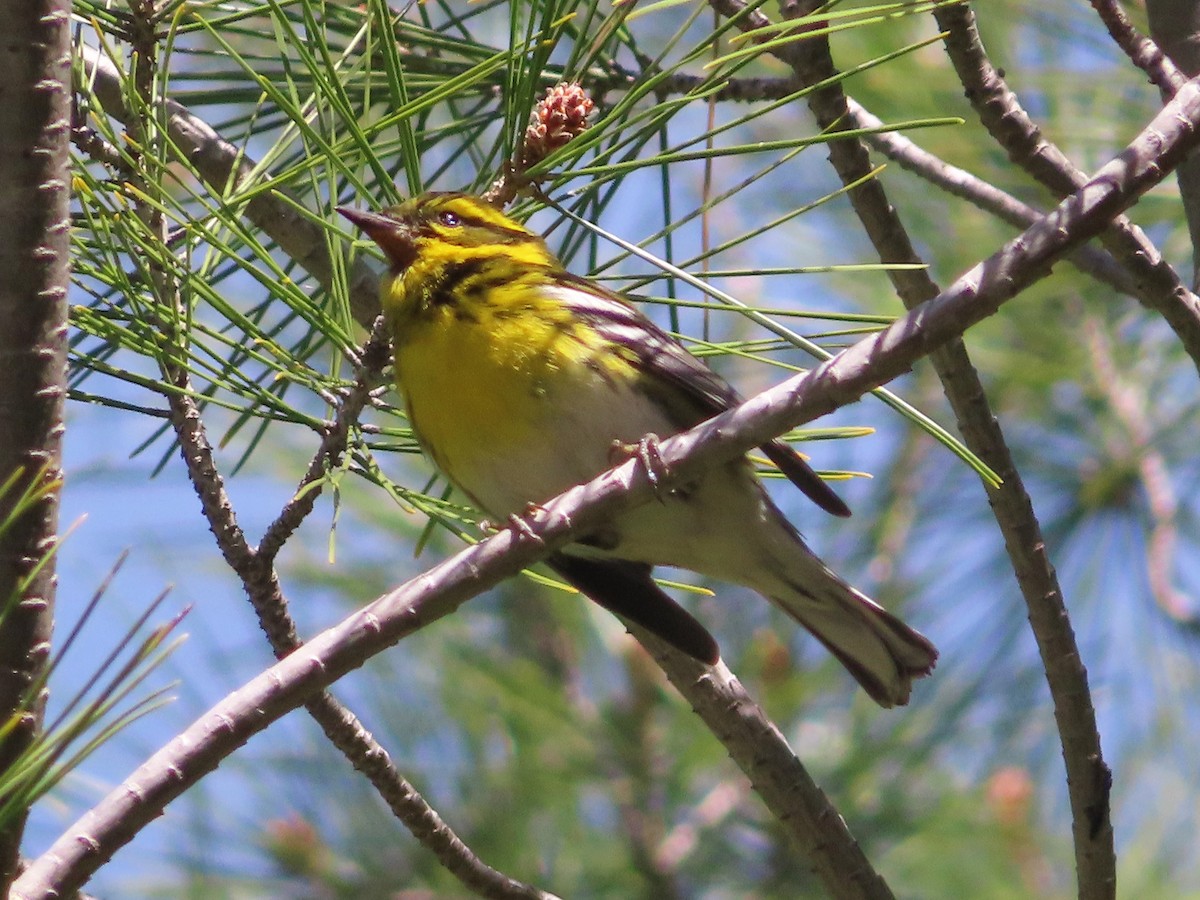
left=547, top=553, right=720, bottom=663
left=551, top=275, right=850, bottom=518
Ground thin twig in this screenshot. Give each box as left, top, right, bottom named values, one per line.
left=1089, top=0, right=1186, bottom=93
left=848, top=99, right=1138, bottom=298
left=257, top=316, right=391, bottom=562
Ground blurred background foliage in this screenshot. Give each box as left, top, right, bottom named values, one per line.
left=48, top=0, right=1200, bottom=896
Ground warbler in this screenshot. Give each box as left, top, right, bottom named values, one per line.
left=340, top=192, right=937, bottom=707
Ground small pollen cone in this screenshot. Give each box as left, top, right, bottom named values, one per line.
left=520, top=82, right=595, bottom=170
left=485, top=82, right=596, bottom=207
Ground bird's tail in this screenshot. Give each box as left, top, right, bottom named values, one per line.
left=765, top=562, right=937, bottom=708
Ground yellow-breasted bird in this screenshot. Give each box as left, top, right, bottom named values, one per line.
left=340, top=192, right=937, bottom=706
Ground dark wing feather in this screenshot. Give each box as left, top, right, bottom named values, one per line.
left=555, top=274, right=850, bottom=518
left=759, top=441, right=850, bottom=518
left=548, top=553, right=720, bottom=664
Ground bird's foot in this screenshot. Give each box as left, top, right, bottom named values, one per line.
left=610, top=434, right=670, bottom=499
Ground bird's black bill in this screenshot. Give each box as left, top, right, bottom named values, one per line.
left=338, top=206, right=419, bottom=270
left=548, top=554, right=720, bottom=664
left=337, top=206, right=394, bottom=231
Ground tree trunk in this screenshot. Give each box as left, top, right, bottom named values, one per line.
left=0, top=0, right=71, bottom=889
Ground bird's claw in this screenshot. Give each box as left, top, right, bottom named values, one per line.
left=481, top=503, right=546, bottom=545
left=508, top=512, right=543, bottom=544
left=610, top=434, right=670, bottom=499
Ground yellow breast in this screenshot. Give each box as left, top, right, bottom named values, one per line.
left=389, top=283, right=634, bottom=512
left=397, top=306, right=558, bottom=461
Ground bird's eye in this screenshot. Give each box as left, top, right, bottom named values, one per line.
left=438, top=210, right=461, bottom=227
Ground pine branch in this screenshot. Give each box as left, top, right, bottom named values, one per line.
left=20, top=74, right=1200, bottom=894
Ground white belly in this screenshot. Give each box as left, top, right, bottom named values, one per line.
left=453, top=382, right=782, bottom=588
left=454, top=371, right=675, bottom=518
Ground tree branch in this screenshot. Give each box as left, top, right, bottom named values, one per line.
left=1090, top=0, right=1186, bottom=93
left=847, top=99, right=1139, bottom=298
left=642, top=634, right=894, bottom=899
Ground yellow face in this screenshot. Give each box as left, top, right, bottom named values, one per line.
left=341, top=192, right=550, bottom=274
